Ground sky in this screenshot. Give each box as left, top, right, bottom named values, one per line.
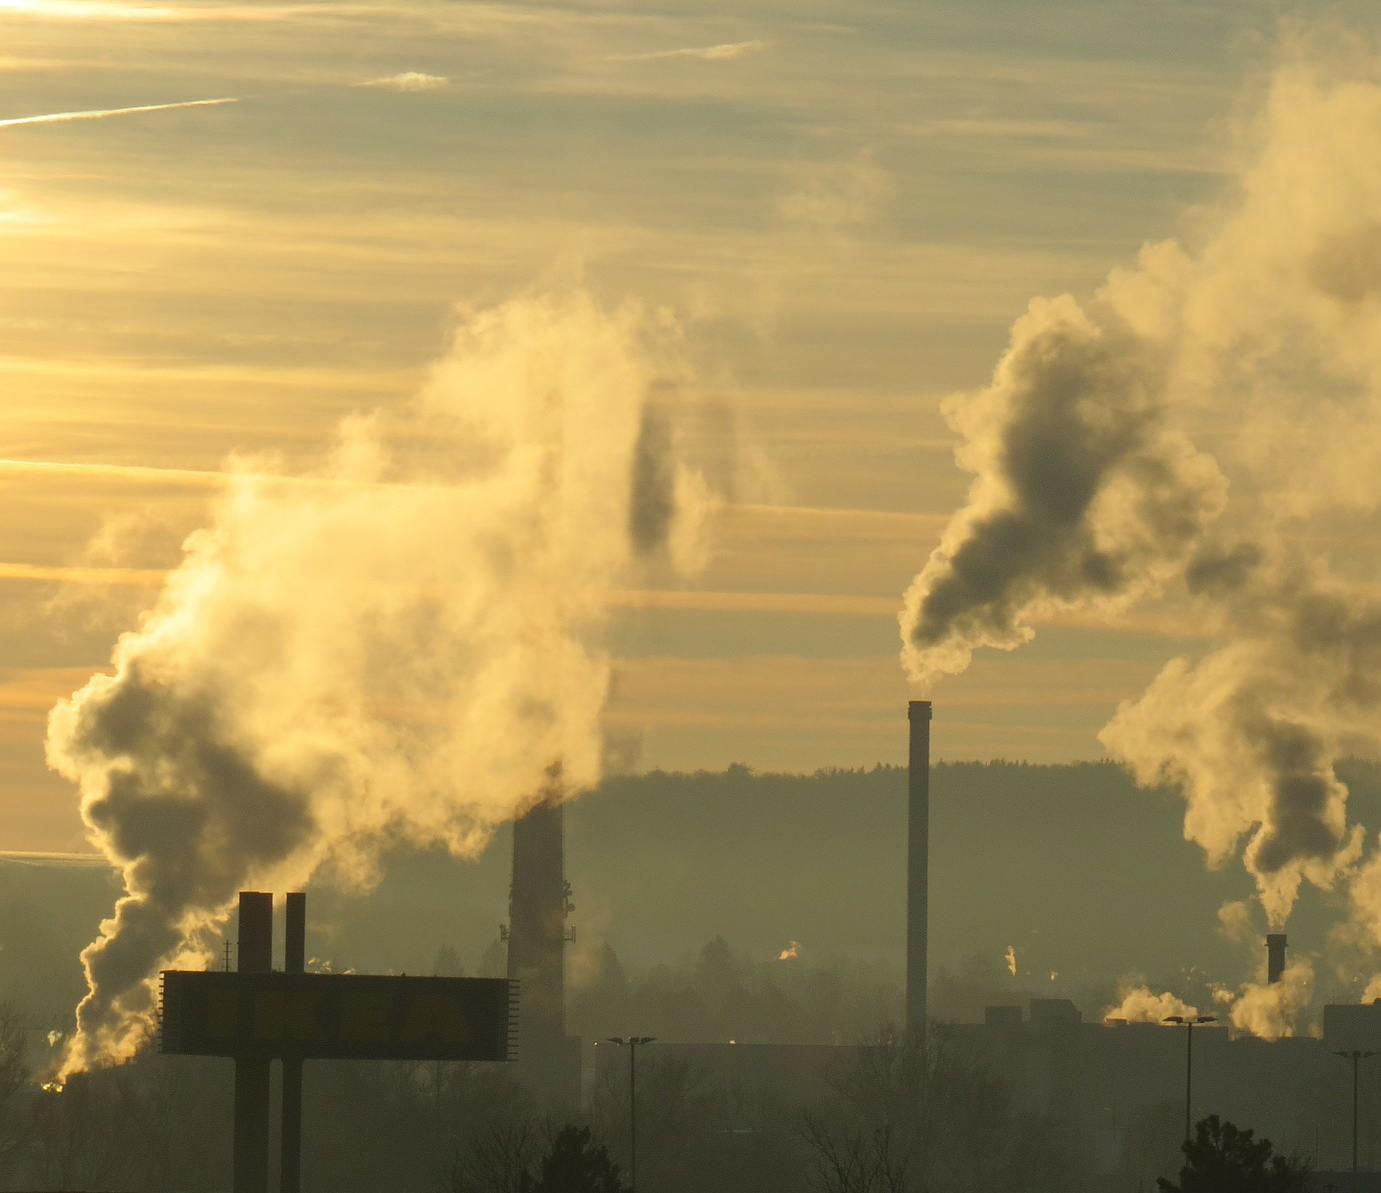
left=1, top=0, right=1374, bottom=853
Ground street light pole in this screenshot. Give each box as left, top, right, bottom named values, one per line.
left=607, top=1036, right=656, bottom=1191
left=1164, top=1014, right=1217, bottom=1144
left=1333, top=1049, right=1376, bottom=1180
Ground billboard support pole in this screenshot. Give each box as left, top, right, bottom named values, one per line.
left=281, top=892, right=306, bottom=1193
left=163, top=890, right=519, bottom=1193
left=232, top=892, right=273, bottom=1193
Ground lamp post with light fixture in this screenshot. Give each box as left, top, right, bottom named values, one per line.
left=606, top=1036, right=655, bottom=1191
left=1163, top=1014, right=1216, bottom=1144
left=1333, top=1048, right=1376, bottom=1180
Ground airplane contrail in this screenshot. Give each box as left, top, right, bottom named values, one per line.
left=0, top=96, right=237, bottom=128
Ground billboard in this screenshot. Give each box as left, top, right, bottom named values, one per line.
left=160, top=971, right=518, bottom=1061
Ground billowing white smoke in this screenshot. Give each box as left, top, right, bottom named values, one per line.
left=1100, top=45, right=1381, bottom=931
left=1102, top=566, right=1374, bottom=924
left=1224, top=961, right=1315, bottom=1041
left=1103, top=971, right=1312, bottom=1040
left=46, top=290, right=714, bottom=1078
left=1104, top=984, right=1199, bottom=1025
left=1105, top=902, right=1316, bottom=1039
left=900, top=36, right=1381, bottom=1026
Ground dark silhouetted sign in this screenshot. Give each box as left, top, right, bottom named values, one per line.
left=160, top=972, right=517, bottom=1061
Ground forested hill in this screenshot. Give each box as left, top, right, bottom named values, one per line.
left=6, top=760, right=1381, bottom=1031
left=569, top=759, right=1381, bottom=1000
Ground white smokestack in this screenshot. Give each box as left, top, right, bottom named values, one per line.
left=45, top=289, right=718, bottom=1079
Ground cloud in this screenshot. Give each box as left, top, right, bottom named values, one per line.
left=0, top=562, right=164, bottom=587
left=0, top=0, right=180, bottom=18
left=0, top=0, right=372, bottom=21
left=608, top=40, right=771, bottom=64
left=360, top=71, right=448, bottom=92
left=0, top=97, right=236, bottom=129
left=779, top=150, right=894, bottom=229
left=0, top=457, right=223, bottom=487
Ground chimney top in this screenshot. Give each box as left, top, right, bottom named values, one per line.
left=908, top=700, right=933, bottom=721
left=1266, top=933, right=1288, bottom=985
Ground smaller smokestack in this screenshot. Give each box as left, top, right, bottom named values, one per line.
left=1266, top=933, right=1287, bottom=984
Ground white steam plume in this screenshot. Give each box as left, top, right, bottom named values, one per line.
left=1100, top=43, right=1381, bottom=927
left=1101, top=564, right=1375, bottom=923
left=1103, top=984, right=1198, bottom=1025
left=901, top=32, right=1381, bottom=1002
left=45, top=290, right=715, bottom=1079
left=1221, top=961, right=1315, bottom=1040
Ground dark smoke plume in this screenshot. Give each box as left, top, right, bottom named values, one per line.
left=900, top=295, right=1223, bottom=687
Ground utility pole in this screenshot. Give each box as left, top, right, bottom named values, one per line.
left=1334, top=1049, right=1376, bottom=1183
left=606, top=1036, right=656, bottom=1190
left=1163, top=1014, right=1216, bottom=1143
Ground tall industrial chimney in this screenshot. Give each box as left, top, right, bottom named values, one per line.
left=507, top=785, right=577, bottom=1105
left=1267, top=933, right=1287, bottom=985
left=908, top=700, right=932, bottom=1036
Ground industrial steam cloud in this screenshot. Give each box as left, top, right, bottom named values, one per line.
left=46, top=291, right=717, bottom=1078
left=900, top=35, right=1381, bottom=1034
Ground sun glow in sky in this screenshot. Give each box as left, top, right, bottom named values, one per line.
left=3, top=0, right=1378, bottom=850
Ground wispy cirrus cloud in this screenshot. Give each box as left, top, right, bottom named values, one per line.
left=0, top=0, right=179, bottom=18
left=1, top=0, right=373, bottom=20
left=608, top=39, right=771, bottom=64
left=0, top=561, right=165, bottom=586
left=359, top=71, right=448, bottom=91
left=0, top=457, right=223, bottom=486
left=779, top=149, right=893, bottom=229
left=0, top=96, right=236, bottom=128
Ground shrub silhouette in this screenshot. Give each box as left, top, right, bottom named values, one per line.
left=1158, top=1115, right=1309, bottom=1193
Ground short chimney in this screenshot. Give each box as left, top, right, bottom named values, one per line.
left=1266, top=933, right=1287, bottom=984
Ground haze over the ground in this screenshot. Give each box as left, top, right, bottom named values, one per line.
left=13, top=760, right=1379, bottom=1036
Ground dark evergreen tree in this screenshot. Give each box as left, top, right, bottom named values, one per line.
left=1158, top=1116, right=1309, bottom=1193
left=0, top=1002, right=28, bottom=1174
left=519, top=1125, right=629, bottom=1193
